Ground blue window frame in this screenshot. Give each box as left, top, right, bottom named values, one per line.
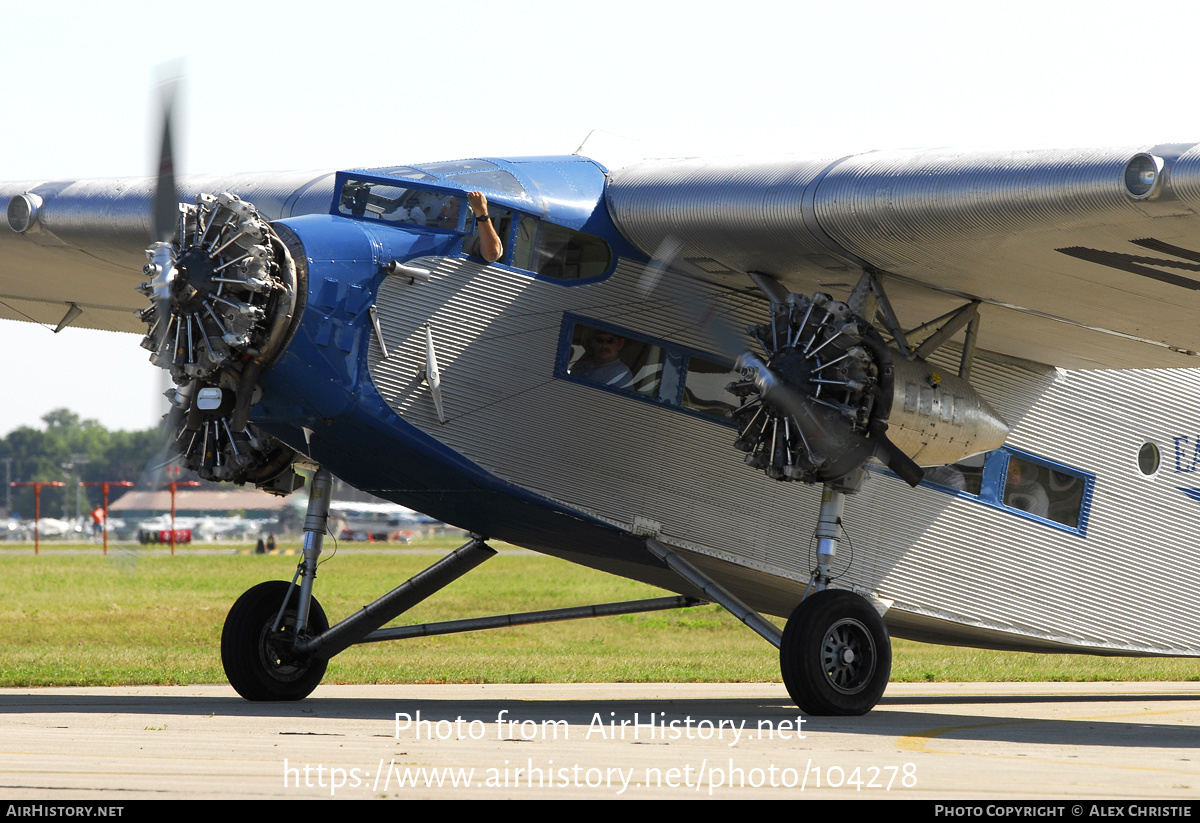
left=333, top=171, right=615, bottom=285
left=919, top=446, right=1095, bottom=536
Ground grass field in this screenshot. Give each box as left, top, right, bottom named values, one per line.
left=1, top=536, right=1196, bottom=687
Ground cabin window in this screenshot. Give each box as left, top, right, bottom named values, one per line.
left=921, top=447, right=1093, bottom=535
left=558, top=316, right=737, bottom=425
left=1138, top=442, right=1160, bottom=476
left=1001, top=454, right=1088, bottom=529
left=567, top=324, right=663, bottom=396
left=682, top=356, right=740, bottom=418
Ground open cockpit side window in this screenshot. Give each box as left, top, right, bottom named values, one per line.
left=463, top=208, right=514, bottom=262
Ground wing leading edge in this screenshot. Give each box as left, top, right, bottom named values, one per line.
left=8, top=144, right=1200, bottom=369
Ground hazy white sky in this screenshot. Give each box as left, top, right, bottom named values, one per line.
left=1, top=0, right=1196, bottom=435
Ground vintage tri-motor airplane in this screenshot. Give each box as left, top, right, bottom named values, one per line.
left=4, top=119, right=1200, bottom=713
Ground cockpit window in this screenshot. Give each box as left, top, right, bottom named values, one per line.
left=337, top=180, right=463, bottom=229
left=366, top=166, right=438, bottom=181
left=513, top=216, right=611, bottom=280
left=463, top=208, right=513, bottom=261
left=447, top=169, right=527, bottom=198
left=417, top=159, right=498, bottom=174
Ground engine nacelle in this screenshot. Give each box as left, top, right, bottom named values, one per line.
left=730, top=292, right=1008, bottom=484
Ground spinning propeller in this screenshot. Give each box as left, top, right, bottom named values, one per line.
left=643, top=241, right=924, bottom=487
left=136, top=75, right=303, bottom=493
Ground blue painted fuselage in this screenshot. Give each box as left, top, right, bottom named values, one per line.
left=249, top=157, right=700, bottom=595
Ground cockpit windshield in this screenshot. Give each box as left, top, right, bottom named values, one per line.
left=337, top=180, right=463, bottom=230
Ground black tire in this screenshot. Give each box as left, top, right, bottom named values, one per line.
left=221, top=581, right=329, bottom=701
left=780, top=589, right=891, bottom=716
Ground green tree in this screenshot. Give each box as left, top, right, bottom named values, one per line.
left=0, top=410, right=164, bottom=519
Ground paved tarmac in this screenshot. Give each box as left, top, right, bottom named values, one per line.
left=0, top=682, right=1197, bottom=799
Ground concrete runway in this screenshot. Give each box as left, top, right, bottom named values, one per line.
left=0, top=682, right=1197, bottom=799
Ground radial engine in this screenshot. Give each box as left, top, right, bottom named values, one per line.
left=138, top=193, right=304, bottom=492
left=729, top=291, right=1009, bottom=486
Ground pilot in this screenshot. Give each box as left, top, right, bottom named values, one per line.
left=434, top=196, right=461, bottom=229
left=436, top=192, right=503, bottom=264
left=571, top=331, right=633, bottom=388
left=466, top=191, right=503, bottom=263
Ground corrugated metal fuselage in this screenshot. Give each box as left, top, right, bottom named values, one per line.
left=253, top=209, right=1200, bottom=660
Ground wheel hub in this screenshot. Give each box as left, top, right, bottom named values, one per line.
left=257, top=616, right=312, bottom=682
left=820, top=617, right=875, bottom=694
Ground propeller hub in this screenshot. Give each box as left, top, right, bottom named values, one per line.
left=730, top=292, right=883, bottom=483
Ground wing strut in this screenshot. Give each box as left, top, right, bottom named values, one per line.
left=645, top=537, right=783, bottom=648
left=52, top=302, right=82, bottom=333
left=849, top=269, right=912, bottom=358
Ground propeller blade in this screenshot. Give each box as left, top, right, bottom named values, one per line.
left=637, top=237, right=749, bottom=362
left=736, top=351, right=832, bottom=443
left=869, top=420, right=924, bottom=487
left=151, top=76, right=180, bottom=243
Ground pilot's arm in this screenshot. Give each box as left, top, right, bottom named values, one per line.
left=467, top=191, right=503, bottom=263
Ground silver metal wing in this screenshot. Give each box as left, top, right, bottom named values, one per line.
left=606, top=143, right=1200, bottom=369
left=0, top=172, right=337, bottom=333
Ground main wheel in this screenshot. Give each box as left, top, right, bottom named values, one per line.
left=780, top=589, right=891, bottom=716
left=221, top=580, right=329, bottom=701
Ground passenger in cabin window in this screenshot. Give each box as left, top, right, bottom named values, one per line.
left=570, top=332, right=633, bottom=388
left=1003, top=458, right=1050, bottom=518
left=466, top=191, right=503, bottom=263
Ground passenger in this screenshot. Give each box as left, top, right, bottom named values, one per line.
left=1003, top=459, right=1049, bottom=518
left=570, top=332, right=633, bottom=388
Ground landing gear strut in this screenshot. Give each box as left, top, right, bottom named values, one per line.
left=782, top=479, right=892, bottom=715
left=220, top=465, right=710, bottom=701
left=221, top=466, right=335, bottom=701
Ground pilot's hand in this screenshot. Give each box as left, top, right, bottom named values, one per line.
left=467, top=191, right=488, bottom=217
